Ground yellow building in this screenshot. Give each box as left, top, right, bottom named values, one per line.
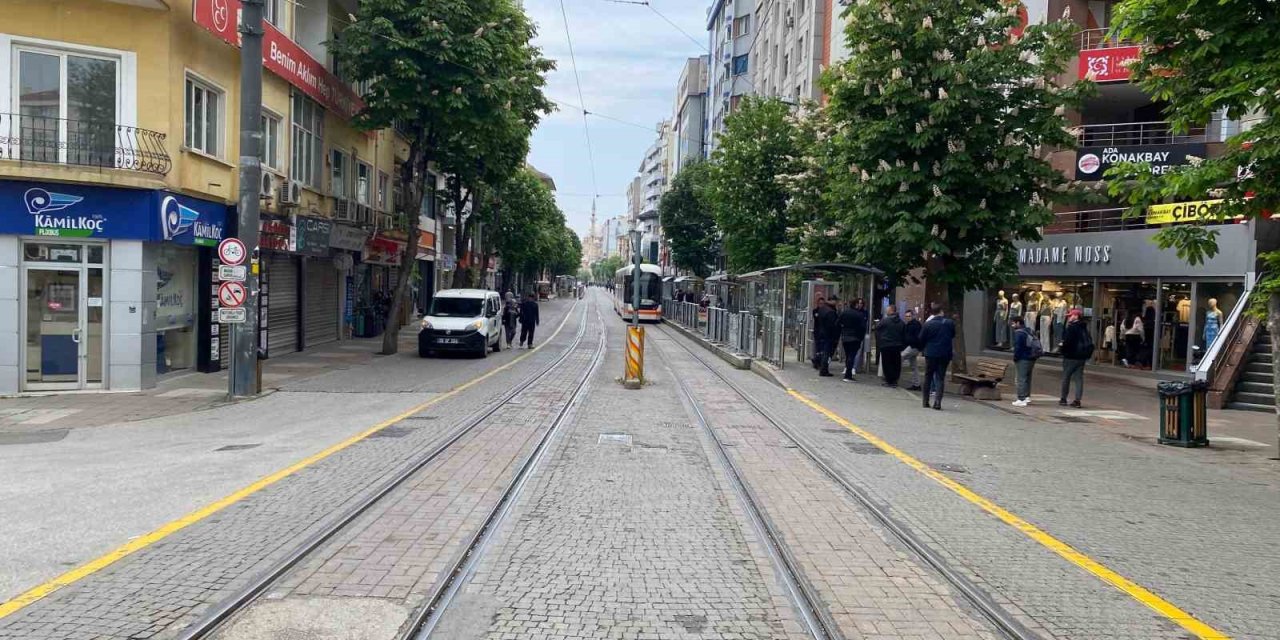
left=0, top=0, right=434, bottom=394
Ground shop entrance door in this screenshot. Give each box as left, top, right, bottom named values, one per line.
left=23, top=265, right=103, bottom=391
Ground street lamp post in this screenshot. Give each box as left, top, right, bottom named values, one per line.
left=630, top=228, right=642, bottom=329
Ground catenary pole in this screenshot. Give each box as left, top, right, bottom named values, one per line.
left=632, top=229, right=642, bottom=328
left=231, top=0, right=264, bottom=397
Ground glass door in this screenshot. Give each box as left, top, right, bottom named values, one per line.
left=24, top=266, right=83, bottom=390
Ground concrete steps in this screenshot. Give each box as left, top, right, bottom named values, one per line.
left=1233, top=328, right=1275, bottom=412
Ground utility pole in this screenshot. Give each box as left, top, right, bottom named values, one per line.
left=231, top=0, right=264, bottom=397
left=631, top=229, right=642, bottom=329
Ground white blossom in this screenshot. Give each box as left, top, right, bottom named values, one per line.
left=879, top=159, right=892, bottom=170
left=977, top=35, right=987, bottom=47
left=915, top=122, right=925, bottom=133
left=1194, top=29, right=1213, bottom=40
left=938, top=87, right=949, bottom=99
left=932, top=163, right=942, bottom=176
left=932, top=184, right=943, bottom=198
left=895, top=159, right=905, bottom=168
left=900, top=182, right=909, bottom=192
left=1062, top=5, right=1071, bottom=20
left=979, top=198, right=987, bottom=209
left=892, top=49, right=902, bottom=60
left=912, top=161, right=921, bottom=172
left=1186, top=155, right=1204, bottom=167
left=923, top=15, right=933, bottom=29
left=861, top=170, right=871, bottom=182
left=947, top=140, right=958, bottom=153
left=892, top=68, right=903, bottom=80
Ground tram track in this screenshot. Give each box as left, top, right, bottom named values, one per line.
left=174, top=299, right=605, bottom=640
left=653, top=324, right=1041, bottom=640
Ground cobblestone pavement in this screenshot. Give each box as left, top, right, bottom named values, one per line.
left=652, top=331, right=1000, bottom=640
left=707, top=333, right=1280, bottom=639
left=0, top=302, right=585, bottom=639
left=430, top=310, right=803, bottom=640
left=212, top=301, right=607, bottom=638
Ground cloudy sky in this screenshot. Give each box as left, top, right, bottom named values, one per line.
left=522, top=0, right=708, bottom=238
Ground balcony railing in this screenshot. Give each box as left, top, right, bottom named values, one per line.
left=1044, top=206, right=1240, bottom=234
left=1076, top=121, right=1208, bottom=147
left=1077, top=27, right=1136, bottom=51
left=0, top=112, right=170, bottom=175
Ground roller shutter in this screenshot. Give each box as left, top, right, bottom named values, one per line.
left=267, top=253, right=300, bottom=356
left=304, top=258, right=339, bottom=347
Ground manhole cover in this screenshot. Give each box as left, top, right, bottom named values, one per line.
left=370, top=426, right=417, bottom=438
left=0, top=429, right=69, bottom=446
left=598, top=433, right=633, bottom=446
left=215, top=443, right=261, bottom=452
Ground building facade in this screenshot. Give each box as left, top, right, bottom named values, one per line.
left=751, top=0, right=831, bottom=103
left=706, top=0, right=757, bottom=152
left=1, top=0, right=421, bottom=395
left=672, top=56, right=710, bottom=178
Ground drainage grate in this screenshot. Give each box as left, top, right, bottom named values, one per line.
left=369, top=426, right=417, bottom=439
left=0, top=429, right=69, bottom=446
left=598, top=433, right=633, bottom=446
left=215, top=443, right=261, bottom=452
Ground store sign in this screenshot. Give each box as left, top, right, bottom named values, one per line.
left=1145, top=199, right=1240, bottom=225
left=260, top=218, right=296, bottom=252
left=329, top=224, right=369, bottom=251
left=1075, top=143, right=1206, bottom=181
left=364, top=236, right=404, bottom=266
left=1078, top=45, right=1141, bottom=82
left=1, top=181, right=228, bottom=242
left=192, top=0, right=363, bottom=119
left=1019, top=244, right=1112, bottom=266
left=294, top=216, right=334, bottom=256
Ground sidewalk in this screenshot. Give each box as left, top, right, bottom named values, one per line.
left=0, top=327, right=419, bottom=433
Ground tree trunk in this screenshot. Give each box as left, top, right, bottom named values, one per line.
left=1269, top=292, right=1280, bottom=455
left=449, top=184, right=474, bottom=289
left=948, top=282, right=969, bottom=374
left=922, top=255, right=968, bottom=373
left=381, top=140, right=429, bottom=356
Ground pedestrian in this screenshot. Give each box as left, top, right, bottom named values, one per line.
left=920, top=302, right=957, bottom=410
left=1122, top=311, right=1144, bottom=368
left=518, top=292, right=540, bottom=348
left=502, top=291, right=519, bottom=346
left=1058, top=309, right=1093, bottom=407
left=838, top=298, right=868, bottom=382
left=874, top=305, right=907, bottom=387
left=1011, top=315, right=1041, bottom=407
left=901, top=309, right=923, bottom=391
left=812, top=295, right=839, bottom=377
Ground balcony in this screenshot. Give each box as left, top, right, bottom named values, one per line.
left=1044, top=206, right=1240, bottom=235
left=1076, top=121, right=1208, bottom=147
left=1076, top=28, right=1136, bottom=51
left=0, top=112, right=170, bottom=175
left=1076, top=28, right=1141, bottom=82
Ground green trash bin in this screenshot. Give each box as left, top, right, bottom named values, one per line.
left=1157, top=380, right=1209, bottom=447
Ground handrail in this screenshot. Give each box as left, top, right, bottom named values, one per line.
left=0, top=112, right=171, bottom=175
left=1195, top=274, right=1261, bottom=381
left=1075, top=120, right=1209, bottom=147
left=1077, top=27, right=1137, bottom=51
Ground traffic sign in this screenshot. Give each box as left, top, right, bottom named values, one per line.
left=218, top=265, right=248, bottom=282
left=218, top=238, right=247, bottom=266
left=218, top=281, right=247, bottom=308
left=218, top=307, right=247, bottom=323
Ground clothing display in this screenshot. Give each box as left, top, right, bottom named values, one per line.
left=994, top=294, right=1009, bottom=346
left=1204, top=310, right=1222, bottom=347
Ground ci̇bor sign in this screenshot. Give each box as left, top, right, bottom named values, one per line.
left=1075, top=143, right=1207, bottom=181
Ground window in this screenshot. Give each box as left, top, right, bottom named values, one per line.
left=264, top=0, right=281, bottom=26
left=377, top=171, right=390, bottom=210
left=261, top=112, right=281, bottom=170
left=732, top=54, right=749, bottom=76
left=291, top=94, right=323, bottom=187
left=356, top=162, right=371, bottom=205
left=733, top=15, right=751, bottom=38
left=330, top=149, right=348, bottom=199
left=184, top=74, right=223, bottom=157
left=15, top=46, right=120, bottom=166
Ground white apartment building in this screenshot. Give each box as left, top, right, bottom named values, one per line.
left=753, top=0, right=831, bottom=103
left=706, top=0, right=757, bottom=151
left=673, top=56, right=710, bottom=179
left=636, top=123, right=670, bottom=265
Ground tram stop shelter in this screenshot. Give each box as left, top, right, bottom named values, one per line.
left=739, top=263, right=881, bottom=370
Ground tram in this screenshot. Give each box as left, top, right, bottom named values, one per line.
left=613, top=263, right=664, bottom=322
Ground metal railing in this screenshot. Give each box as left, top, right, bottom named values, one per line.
left=1077, top=27, right=1136, bottom=51
left=729, top=311, right=759, bottom=357
left=706, top=306, right=731, bottom=343
left=1195, top=274, right=1261, bottom=382
left=1076, top=121, right=1208, bottom=147
left=0, top=112, right=170, bottom=175
left=1045, top=208, right=1146, bottom=234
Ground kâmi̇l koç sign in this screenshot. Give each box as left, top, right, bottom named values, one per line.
left=192, top=0, right=363, bottom=120
left=1075, top=143, right=1207, bottom=181
left=1, top=180, right=227, bottom=245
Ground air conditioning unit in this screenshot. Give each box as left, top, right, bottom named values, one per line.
left=260, top=172, right=276, bottom=199
left=357, top=204, right=372, bottom=224
left=334, top=199, right=355, bottom=222
left=279, top=180, right=302, bottom=206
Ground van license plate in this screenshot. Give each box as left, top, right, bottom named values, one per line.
left=439, top=338, right=459, bottom=344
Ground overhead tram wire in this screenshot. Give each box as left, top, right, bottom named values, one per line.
left=601, top=0, right=710, bottom=53
left=558, top=0, right=601, bottom=205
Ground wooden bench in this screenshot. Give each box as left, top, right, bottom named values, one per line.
left=952, top=359, right=1009, bottom=400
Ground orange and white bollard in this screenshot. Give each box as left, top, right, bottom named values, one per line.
left=623, top=325, right=645, bottom=389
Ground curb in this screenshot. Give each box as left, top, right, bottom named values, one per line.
left=660, top=321, right=751, bottom=370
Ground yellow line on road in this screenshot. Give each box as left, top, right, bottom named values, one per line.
left=0, top=305, right=580, bottom=621
left=787, top=389, right=1231, bottom=640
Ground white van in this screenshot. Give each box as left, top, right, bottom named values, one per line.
left=418, top=289, right=503, bottom=358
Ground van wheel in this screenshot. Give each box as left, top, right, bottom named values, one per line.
left=477, top=343, right=489, bottom=358
left=492, top=336, right=502, bottom=353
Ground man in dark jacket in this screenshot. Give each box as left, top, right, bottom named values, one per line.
left=874, top=305, right=907, bottom=387
left=518, top=292, right=540, bottom=348
left=838, top=298, right=868, bottom=381
left=812, top=296, right=839, bottom=377
left=919, top=303, right=957, bottom=410
left=1058, top=309, right=1091, bottom=407
left=902, top=309, right=924, bottom=390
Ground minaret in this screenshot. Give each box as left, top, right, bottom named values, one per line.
left=588, top=201, right=598, bottom=243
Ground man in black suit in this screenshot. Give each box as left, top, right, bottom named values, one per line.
left=919, top=302, right=957, bottom=410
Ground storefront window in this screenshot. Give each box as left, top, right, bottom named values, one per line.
left=1193, top=281, right=1245, bottom=366
left=987, top=280, right=1095, bottom=354
left=1098, top=281, right=1158, bottom=370
left=155, top=245, right=196, bottom=374
left=1159, top=282, right=1192, bottom=372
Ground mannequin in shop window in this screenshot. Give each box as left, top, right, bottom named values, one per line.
left=1050, top=292, right=1067, bottom=352
left=1204, top=298, right=1223, bottom=348
left=1101, top=311, right=1116, bottom=364
left=1038, top=295, right=1054, bottom=348
left=994, top=291, right=1009, bottom=347
left=1123, top=311, right=1145, bottom=368
left=1025, top=291, right=1042, bottom=336
left=1008, top=294, right=1023, bottom=350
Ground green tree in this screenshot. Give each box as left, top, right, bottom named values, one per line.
left=487, top=167, right=568, bottom=289
left=546, top=227, right=583, bottom=278
left=708, top=97, right=808, bottom=272
left=821, top=0, right=1089, bottom=370
left=592, top=255, right=625, bottom=283
left=659, top=161, right=718, bottom=277
left=332, top=0, right=551, bottom=354
left=1108, top=0, right=1280, bottom=429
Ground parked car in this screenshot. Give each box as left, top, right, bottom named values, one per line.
left=418, top=289, right=503, bottom=358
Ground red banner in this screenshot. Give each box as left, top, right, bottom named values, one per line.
left=193, top=0, right=363, bottom=120
left=1078, top=45, right=1141, bottom=83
